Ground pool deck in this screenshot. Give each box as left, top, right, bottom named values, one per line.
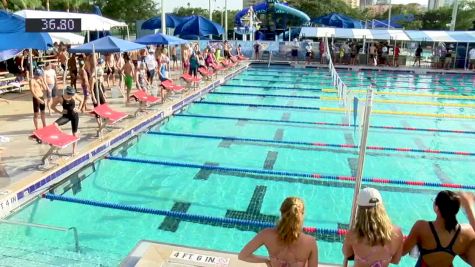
left=0, top=63, right=248, bottom=217
left=121, top=240, right=338, bottom=267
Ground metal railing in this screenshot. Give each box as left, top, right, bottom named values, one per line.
left=0, top=219, right=80, bottom=252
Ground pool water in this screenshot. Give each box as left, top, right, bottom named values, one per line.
left=1, top=66, right=474, bottom=266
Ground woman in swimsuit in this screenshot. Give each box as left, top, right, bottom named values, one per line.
left=51, top=86, right=82, bottom=155
left=343, top=188, right=403, bottom=267
left=239, top=197, right=318, bottom=267
left=403, top=190, right=475, bottom=267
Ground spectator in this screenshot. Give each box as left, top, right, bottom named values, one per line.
left=105, top=53, right=116, bottom=89
left=305, top=42, right=313, bottom=64
left=381, top=43, right=389, bottom=66
left=237, top=44, right=243, bottom=57
left=171, top=45, right=178, bottom=70
left=369, top=43, right=377, bottom=66
left=414, top=44, right=423, bottom=67
left=92, top=58, right=107, bottom=136
left=469, top=47, right=475, bottom=70
left=319, top=39, right=326, bottom=64
left=43, top=62, right=57, bottom=115
left=343, top=42, right=351, bottom=64
left=343, top=188, right=403, bottom=267
left=182, top=44, right=190, bottom=74
left=291, top=38, right=299, bottom=62
left=239, top=197, right=318, bottom=267
left=68, top=54, right=78, bottom=90
left=115, top=53, right=125, bottom=93
left=444, top=48, right=453, bottom=69
left=143, top=49, right=157, bottom=86
left=394, top=44, right=400, bottom=67
left=253, top=42, right=260, bottom=60
left=223, top=40, right=232, bottom=59
left=78, top=60, right=91, bottom=112
left=135, top=62, right=148, bottom=93
left=189, top=52, right=199, bottom=78
left=402, top=190, right=475, bottom=266
left=51, top=86, right=82, bottom=155
left=31, top=68, right=47, bottom=130
left=123, top=54, right=135, bottom=105
left=350, top=43, right=358, bottom=65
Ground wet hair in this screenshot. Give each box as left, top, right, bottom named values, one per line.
left=276, top=197, right=304, bottom=245
left=353, top=201, right=392, bottom=246
left=435, top=190, right=460, bottom=232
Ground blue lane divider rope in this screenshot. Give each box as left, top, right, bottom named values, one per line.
left=175, top=114, right=475, bottom=135
left=195, top=101, right=321, bottom=111
left=221, top=84, right=324, bottom=92
left=106, top=156, right=475, bottom=190
left=42, top=193, right=334, bottom=235
left=209, top=91, right=321, bottom=99
left=148, top=131, right=475, bottom=157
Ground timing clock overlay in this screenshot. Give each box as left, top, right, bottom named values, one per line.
left=25, top=18, right=82, bottom=32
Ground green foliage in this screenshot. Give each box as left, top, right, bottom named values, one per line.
left=5, top=0, right=42, bottom=9
left=101, top=0, right=157, bottom=24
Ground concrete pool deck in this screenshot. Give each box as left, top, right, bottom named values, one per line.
left=121, top=240, right=338, bottom=267
left=0, top=63, right=248, bottom=217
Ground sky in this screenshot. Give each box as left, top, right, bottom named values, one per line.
left=163, top=0, right=427, bottom=12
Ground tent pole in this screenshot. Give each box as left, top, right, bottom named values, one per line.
left=224, top=0, right=228, bottom=41
left=453, top=42, right=458, bottom=69
left=161, top=0, right=166, bottom=34
left=464, top=42, right=469, bottom=70
left=87, top=31, right=90, bottom=42
left=362, top=35, right=366, bottom=65
left=28, top=49, right=33, bottom=95
left=126, top=26, right=130, bottom=41
left=92, top=44, right=99, bottom=107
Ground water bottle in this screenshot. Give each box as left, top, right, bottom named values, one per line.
left=409, top=246, right=420, bottom=258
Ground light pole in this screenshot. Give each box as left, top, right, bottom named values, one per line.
left=450, top=0, right=459, bottom=31
left=209, top=0, right=212, bottom=21
left=224, top=0, right=228, bottom=40
left=387, top=0, right=392, bottom=29
left=161, top=0, right=166, bottom=34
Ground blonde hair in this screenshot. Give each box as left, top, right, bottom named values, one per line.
left=276, top=197, right=305, bottom=245
left=353, top=204, right=393, bottom=246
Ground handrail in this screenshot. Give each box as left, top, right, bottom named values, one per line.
left=0, top=219, right=80, bottom=252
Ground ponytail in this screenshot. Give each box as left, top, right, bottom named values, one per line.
left=435, top=190, right=460, bottom=232
left=276, top=197, right=304, bottom=244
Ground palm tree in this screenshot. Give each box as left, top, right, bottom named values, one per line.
left=45, top=0, right=48, bottom=10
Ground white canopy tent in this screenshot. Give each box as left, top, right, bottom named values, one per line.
left=300, top=27, right=475, bottom=43
left=15, top=10, right=127, bottom=31
left=49, top=32, right=84, bottom=45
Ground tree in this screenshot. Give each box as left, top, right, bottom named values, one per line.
left=4, top=0, right=42, bottom=9
left=101, top=0, right=157, bottom=24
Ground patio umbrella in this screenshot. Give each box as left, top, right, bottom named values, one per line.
left=135, top=33, right=188, bottom=45
left=311, top=13, right=363, bottom=29
left=142, top=14, right=189, bottom=30
left=70, top=36, right=145, bottom=53
left=0, top=10, right=52, bottom=50
left=174, top=15, right=224, bottom=38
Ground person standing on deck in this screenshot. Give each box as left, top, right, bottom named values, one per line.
left=31, top=68, right=47, bottom=130
left=123, top=54, right=135, bottom=105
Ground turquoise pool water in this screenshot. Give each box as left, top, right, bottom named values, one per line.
left=1, top=66, right=474, bottom=266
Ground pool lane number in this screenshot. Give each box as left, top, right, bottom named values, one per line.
left=170, top=250, right=230, bottom=266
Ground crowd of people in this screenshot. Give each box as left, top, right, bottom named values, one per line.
left=239, top=190, right=475, bottom=267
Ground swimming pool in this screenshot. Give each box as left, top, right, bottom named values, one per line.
left=1, top=65, right=474, bottom=266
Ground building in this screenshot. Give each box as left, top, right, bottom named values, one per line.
left=360, top=0, right=376, bottom=9
left=428, top=0, right=454, bottom=10
left=243, top=0, right=261, bottom=7
left=343, top=0, right=360, bottom=8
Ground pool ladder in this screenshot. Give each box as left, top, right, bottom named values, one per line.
left=0, top=219, right=80, bottom=252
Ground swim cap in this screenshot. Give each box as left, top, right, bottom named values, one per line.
left=33, top=68, right=43, bottom=77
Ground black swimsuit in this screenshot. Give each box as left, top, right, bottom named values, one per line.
left=416, top=222, right=461, bottom=267
left=55, top=96, right=79, bottom=134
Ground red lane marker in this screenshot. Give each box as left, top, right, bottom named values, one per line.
left=338, top=176, right=355, bottom=181
left=455, top=151, right=471, bottom=155
left=340, top=144, right=356, bottom=148
left=406, top=181, right=425, bottom=186
left=424, top=149, right=441, bottom=153
left=441, top=183, right=462, bottom=188
left=405, top=127, right=417, bottom=130
left=337, top=229, right=349, bottom=235
left=372, top=178, right=391, bottom=183
left=312, top=174, right=322, bottom=178
left=303, top=227, right=317, bottom=233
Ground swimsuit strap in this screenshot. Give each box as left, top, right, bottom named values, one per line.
left=446, top=225, right=461, bottom=253
left=428, top=222, right=442, bottom=249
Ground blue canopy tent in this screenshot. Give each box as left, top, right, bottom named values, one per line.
left=311, top=13, right=363, bottom=29
left=370, top=15, right=414, bottom=29
left=174, top=15, right=224, bottom=39
left=70, top=36, right=145, bottom=53
left=141, top=14, right=190, bottom=30
left=85, top=5, right=111, bottom=43
left=0, top=10, right=52, bottom=50
left=135, top=33, right=188, bottom=45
